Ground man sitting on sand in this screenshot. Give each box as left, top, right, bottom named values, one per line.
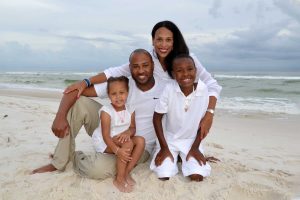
left=32, top=49, right=166, bottom=178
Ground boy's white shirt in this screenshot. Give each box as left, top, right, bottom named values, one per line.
left=154, top=78, right=209, bottom=140
left=94, top=76, right=167, bottom=153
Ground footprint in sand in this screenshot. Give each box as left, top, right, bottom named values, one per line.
left=209, top=143, right=224, bottom=149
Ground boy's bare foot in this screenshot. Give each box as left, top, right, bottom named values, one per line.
left=159, top=177, right=169, bottom=181
left=126, top=174, right=136, bottom=186
left=189, top=174, right=203, bottom=182
left=113, top=179, right=133, bottom=193
left=31, top=164, right=57, bottom=174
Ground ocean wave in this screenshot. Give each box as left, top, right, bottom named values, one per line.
left=215, top=75, right=300, bottom=80
left=1, top=72, right=98, bottom=76
left=219, top=97, right=300, bottom=115
left=0, top=83, right=63, bottom=92
left=283, top=80, right=300, bottom=84
left=64, top=79, right=81, bottom=84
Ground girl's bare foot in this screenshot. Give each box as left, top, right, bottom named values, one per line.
left=126, top=174, right=136, bottom=186
left=113, top=179, right=133, bottom=193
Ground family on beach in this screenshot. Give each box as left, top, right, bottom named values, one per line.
left=31, top=21, right=222, bottom=193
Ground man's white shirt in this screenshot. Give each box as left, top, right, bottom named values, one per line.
left=94, top=76, right=166, bottom=153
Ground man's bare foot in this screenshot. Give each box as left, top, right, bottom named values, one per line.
left=113, top=179, right=133, bottom=193
left=126, top=174, right=136, bottom=186
left=31, top=164, right=57, bottom=174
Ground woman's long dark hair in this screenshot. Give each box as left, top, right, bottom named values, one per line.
left=151, top=20, right=189, bottom=78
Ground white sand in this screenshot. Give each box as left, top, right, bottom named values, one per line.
left=0, top=88, right=299, bottom=200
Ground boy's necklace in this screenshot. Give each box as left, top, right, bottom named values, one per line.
left=184, top=85, right=195, bottom=112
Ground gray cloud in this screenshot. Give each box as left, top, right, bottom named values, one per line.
left=0, top=40, right=131, bottom=72
left=273, top=0, right=300, bottom=22
left=209, top=0, right=222, bottom=18
left=189, top=21, right=300, bottom=71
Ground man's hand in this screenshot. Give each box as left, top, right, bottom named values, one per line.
left=64, top=81, right=87, bottom=98
left=51, top=113, right=70, bottom=138
left=155, top=148, right=174, bottom=166
left=186, top=148, right=206, bottom=166
left=199, top=112, right=213, bottom=140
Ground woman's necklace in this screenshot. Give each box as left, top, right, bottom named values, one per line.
left=184, top=85, right=195, bottom=112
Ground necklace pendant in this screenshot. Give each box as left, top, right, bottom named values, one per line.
left=184, top=107, right=188, bottom=112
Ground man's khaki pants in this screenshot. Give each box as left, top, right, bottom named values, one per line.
left=51, top=96, right=149, bottom=180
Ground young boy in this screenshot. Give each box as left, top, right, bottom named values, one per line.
left=150, top=54, right=212, bottom=181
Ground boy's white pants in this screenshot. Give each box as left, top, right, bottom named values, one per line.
left=150, top=139, right=211, bottom=178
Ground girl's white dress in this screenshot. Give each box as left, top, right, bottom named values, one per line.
left=92, top=104, right=134, bottom=153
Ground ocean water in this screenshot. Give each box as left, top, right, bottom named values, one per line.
left=1, top=71, right=300, bottom=115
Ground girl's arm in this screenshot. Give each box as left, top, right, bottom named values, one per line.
left=153, top=112, right=174, bottom=166
left=100, top=111, right=120, bottom=155
left=115, top=112, right=136, bottom=143
left=101, top=110, right=132, bottom=162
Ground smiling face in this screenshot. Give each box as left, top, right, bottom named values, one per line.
left=152, top=27, right=174, bottom=61
left=172, top=57, right=197, bottom=91
left=107, top=81, right=128, bottom=110
left=129, top=51, right=154, bottom=86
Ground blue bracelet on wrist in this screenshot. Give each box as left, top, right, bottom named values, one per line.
left=83, top=78, right=91, bottom=87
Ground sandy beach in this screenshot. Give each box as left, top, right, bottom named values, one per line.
left=0, top=88, right=299, bottom=200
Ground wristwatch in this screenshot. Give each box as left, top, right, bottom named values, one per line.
left=206, top=109, right=215, bottom=115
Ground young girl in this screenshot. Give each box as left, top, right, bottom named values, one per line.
left=92, top=76, right=145, bottom=192
left=150, top=54, right=212, bottom=181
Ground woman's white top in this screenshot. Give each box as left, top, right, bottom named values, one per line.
left=103, top=49, right=222, bottom=99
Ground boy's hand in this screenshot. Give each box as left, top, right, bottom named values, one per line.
left=186, top=148, right=206, bottom=166
left=115, top=131, right=131, bottom=144
left=116, top=147, right=132, bottom=163
left=155, top=148, right=174, bottom=166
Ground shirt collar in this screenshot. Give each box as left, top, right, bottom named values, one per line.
left=174, top=78, right=206, bottom=96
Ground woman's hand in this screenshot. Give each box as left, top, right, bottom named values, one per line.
left=64, top=81, right=87, bottom=98
left=199, top=112, right=213, bottom=139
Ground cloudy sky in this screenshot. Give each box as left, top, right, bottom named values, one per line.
left=0, top=0, right=299, bottom=72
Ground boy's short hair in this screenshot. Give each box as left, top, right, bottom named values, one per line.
left=169, top=54, right=196, bottom=78
left=106, top=76, right=129, bottom=94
